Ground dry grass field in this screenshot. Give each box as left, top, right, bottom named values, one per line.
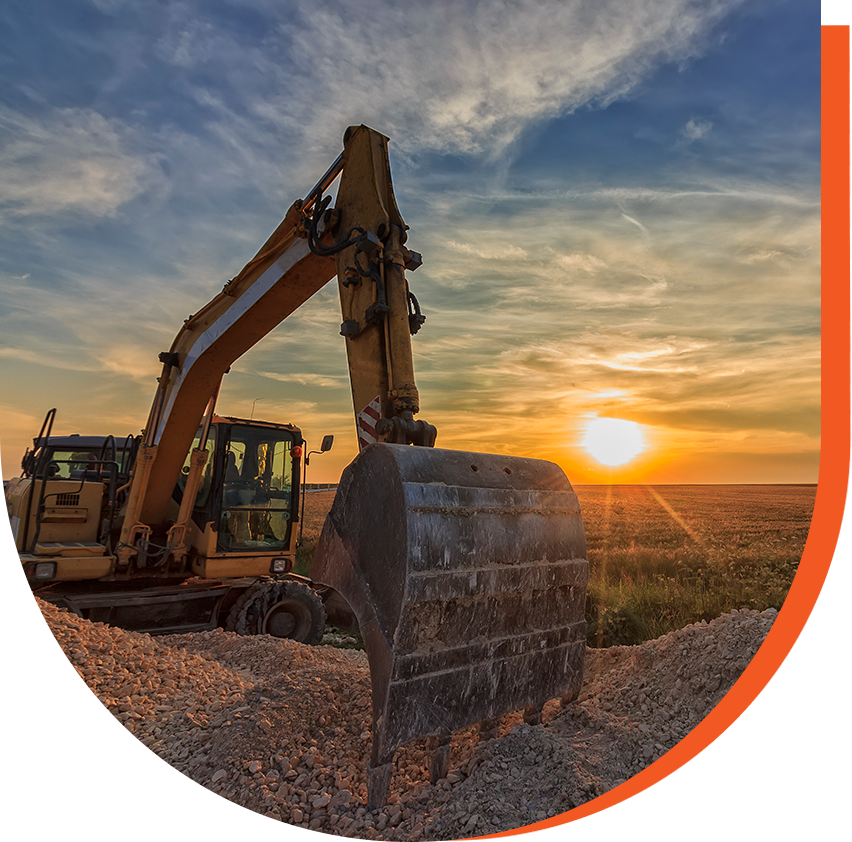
left=574, top=485, right=815, bottom=645
left=299, top=485, right=816, bottom=647
left=299, top=490, right=338, bottom=543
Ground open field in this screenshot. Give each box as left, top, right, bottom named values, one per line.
left=575, top=485, right=815, bottom=645
left=300, top=485, right=816, bottom=647
left=295, top=490, right=338, bottom=574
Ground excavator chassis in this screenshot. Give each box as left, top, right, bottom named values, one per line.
left=313, top=443, right=588, bottom=808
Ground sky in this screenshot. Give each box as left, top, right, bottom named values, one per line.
left=0, top=0, right=821, bottom=484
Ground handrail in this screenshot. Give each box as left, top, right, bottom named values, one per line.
left=21, top=408, right=57, bottom=551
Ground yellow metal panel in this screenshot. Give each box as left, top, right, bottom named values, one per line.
left=193, top=555, right=291, bottom=579
left=56, top=556, right=114, bottom=580
left=46, top=555, right=114, bottom=581
left=8, top=479, right=102, bottom=549
left=34, top=542, right=106, bottom=558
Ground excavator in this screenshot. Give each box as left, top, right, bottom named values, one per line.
left=5, top=125, right=589, bottom=807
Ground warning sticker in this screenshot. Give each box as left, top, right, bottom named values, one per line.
left=356, top=396, right=382, bottom=451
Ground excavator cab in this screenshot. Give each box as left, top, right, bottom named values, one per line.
left=217, top=420, right=298, bottom=552
left=171, top=416, right=303, bottom=568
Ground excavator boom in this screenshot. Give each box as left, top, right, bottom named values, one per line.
left=119, top=125, right=429, bottom=554
left=126, top=206, right=334, bottom=534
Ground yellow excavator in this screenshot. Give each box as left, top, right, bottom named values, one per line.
left=5, top=125, right=589, bottom=807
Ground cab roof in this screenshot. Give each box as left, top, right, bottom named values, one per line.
left=37, top=434, right=136, bottom=449
left=212, top=414, right=301, bottom=434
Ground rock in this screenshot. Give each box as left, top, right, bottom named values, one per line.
left=331, top=789, right=352, bottom=808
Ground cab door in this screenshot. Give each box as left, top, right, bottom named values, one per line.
left=217, top=425, right=297, bottom=552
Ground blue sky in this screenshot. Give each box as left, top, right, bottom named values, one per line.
left=0, top=0, right=821, bottom=483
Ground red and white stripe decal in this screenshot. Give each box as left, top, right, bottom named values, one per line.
left=356, top=396, right=382, bottom=451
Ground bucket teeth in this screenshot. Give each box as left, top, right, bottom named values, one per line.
left=478, top=716, right=501, bottom=742
left=427, top=734, right=452, bottom=784
left=523, top=705, right=543, bottom=727
left=366, top=763, right=394, bottom=812
left=312, top=443, right=588, bottom=808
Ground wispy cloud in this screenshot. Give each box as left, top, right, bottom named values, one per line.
left=0, top=345, right=102, bottom=372
left=256, top=371, right=346, bottom=389
left=0, top=106, right=158, bottom=219
left=448, top=241, right=528, bottom=261
left=555, top=253, right=607, bottom=273
left=264, top=0, right=744, bottom=159
left=620, top=213, right=650, bottom=236
left=0, top=1, right=751, bottom=228
left=73, top=0, right=747, bottom=181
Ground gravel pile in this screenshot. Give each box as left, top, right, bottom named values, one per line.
left=39, top=598, right=776, bottom=839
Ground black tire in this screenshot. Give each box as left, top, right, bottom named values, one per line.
left=225, top=580, right=326, bottom=645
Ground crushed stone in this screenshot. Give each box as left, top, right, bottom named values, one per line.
left=39, top=598, right=777, bottom=839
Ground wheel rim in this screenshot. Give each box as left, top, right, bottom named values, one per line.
left=262, top=599, right=310, bottom=640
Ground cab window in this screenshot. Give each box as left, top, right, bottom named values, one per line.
left=37, top=448, right=98, bottom=478
left=219, top=426, right=295, bottom=552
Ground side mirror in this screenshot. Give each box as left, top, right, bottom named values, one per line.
left=320, top=435, right=334, bottom=453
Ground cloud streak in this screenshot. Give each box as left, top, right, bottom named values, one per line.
left=56, top=0, right=747, bottom=187
left=681, top=117, right=713, bottom=142
left=0, top=106, right=158, bottom=219
left=270, top=0, right=745, bottom=159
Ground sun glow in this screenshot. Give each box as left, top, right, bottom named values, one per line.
left=582, top=417, right=646, bottom=466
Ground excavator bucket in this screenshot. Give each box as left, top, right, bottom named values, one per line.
left=312, top=443, right=588, bottom=808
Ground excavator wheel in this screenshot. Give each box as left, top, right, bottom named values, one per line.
left=225, top=580, right=326, bottom=645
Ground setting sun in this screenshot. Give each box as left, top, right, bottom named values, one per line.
left=582, top=418, right=646, bottom=466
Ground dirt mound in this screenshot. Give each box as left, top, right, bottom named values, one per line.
left=38, top=598, right=776, bottom=839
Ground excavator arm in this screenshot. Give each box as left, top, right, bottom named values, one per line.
left=328, top=126, right=435, bottom=450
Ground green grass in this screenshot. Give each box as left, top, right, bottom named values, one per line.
left=294, top=490, right=336, bottom=578
left=293, top=543, right=314, bottom=578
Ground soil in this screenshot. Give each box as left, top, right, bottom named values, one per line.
left=38, top=597, right=776, bottom=840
